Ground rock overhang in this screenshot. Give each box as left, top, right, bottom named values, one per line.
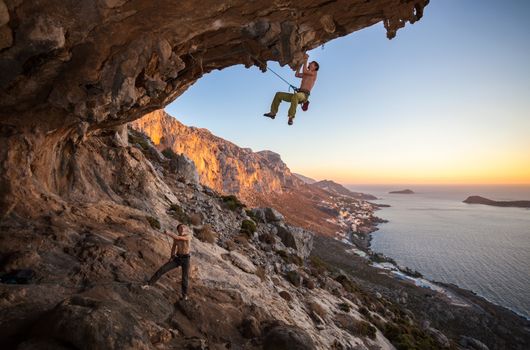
left=0, top=0, right=429, bottom=130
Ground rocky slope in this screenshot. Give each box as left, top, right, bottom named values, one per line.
left=0, top=129, right=401, bottom=349
left=1, top=121, right=528, bottom=350
left=131, top=110, right=302, bottom=202
left=294, top=173, right=317, bottom=185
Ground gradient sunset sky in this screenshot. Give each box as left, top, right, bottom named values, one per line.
left=166, top=0, right=530, bottom=185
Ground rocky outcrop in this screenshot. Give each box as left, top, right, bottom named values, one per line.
left=131, top=110, right=303, bottom=200
left=0, top=0, right=429, bottom=218
left=1, top=0, right=429, bottom=128
left=168, top=153, right=200, bottom=185
left=251, top=207, right=286, bottom=224
left=275, top=224, right=314, bottom=259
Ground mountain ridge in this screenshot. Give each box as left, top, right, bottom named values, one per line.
left=131, top=110, right=303, bottom=203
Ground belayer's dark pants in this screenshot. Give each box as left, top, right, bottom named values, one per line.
left=148, top=254, right=190, bottom=296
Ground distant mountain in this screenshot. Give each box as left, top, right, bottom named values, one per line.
left=311, top=180, right=376, bottom=200
left=463, top=196, right=530, bottom=208
left=293, top=173, right=317, bottom=184
left=131, top=110, right=303, bottom=201
left=389, top=189, right=414, bottom=194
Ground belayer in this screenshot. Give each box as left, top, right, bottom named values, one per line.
left=263, top=53, right=319, bottom=125
left=142, top=224, right=192, bottom=301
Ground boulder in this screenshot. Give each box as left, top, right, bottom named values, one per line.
left=229, top=251, right=257, bottom=274
left=307, top=299, right=328, bottom=320
left=275, top=224, right=314, bottom=259
left=264, top=207, right=285, bottom=222
left=249, top=207, right=284, bottom=224
left=169, top=153, right=199, bottom=185
left=263, top=325, right=316, bottom=350
left=426, top=327, right=450, bottom=348
left=239, top=316, right=261, bottom=338
left=459, top=336, right=489, bottom=350
left=29, top=296, right=151, bottom=349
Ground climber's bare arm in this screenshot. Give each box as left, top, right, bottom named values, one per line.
left=176, top=234, right=191, bottom=241
left=164, top=230, right=189, bottom=241
left=165, top=230, right=192, bottom=242
left=301, top=54, right=315, bottom=76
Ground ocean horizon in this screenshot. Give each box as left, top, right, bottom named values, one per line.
left=346, top=184, right=530, bottom=319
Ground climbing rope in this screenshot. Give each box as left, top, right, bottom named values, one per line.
left=252, top=56, right=299, bottom=92
left=265, top=65, right=299, bottom=92
left=186, top=46, right=299, bottom=93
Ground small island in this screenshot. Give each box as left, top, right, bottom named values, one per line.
left=463, top=196, right=530, bottom=208
left=389, top=189, right=414, bottom=194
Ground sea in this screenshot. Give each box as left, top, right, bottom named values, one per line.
left=347, top=185, right=530, bottom=319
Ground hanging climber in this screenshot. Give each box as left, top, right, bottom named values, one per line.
left=263, top=53, right=319, bottom=125
left=142, top=224, right=192, bottom=301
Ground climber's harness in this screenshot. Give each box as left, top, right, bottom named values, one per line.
left=295, top=88, right=310, bottom=97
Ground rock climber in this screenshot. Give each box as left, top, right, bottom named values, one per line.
left=143, top=224, right=192, bottom=301
left=263, top=53, right=319, bottom=125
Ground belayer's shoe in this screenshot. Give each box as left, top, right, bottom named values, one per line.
left=288, top=117, right=294, bottom=126
left=263, top=113, right=276, bottom=119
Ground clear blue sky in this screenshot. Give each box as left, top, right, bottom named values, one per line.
left=166, top=0, right=530, bottom=185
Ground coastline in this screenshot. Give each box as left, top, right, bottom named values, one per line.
left=362, top=203, right=530, bottom=321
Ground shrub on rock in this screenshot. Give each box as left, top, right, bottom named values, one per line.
left=221, top=195, right=245, bottom=211
left=240, top=219, right=257, bottom=238
left=168, top=203, right=191, bottom=224
left=161, top=147, right=178, bottom=159
left=146, top=216, right=161, bottom=230
left=194, top=225, right=216, bottom=244
left=285, top=270, right=302, bottom=287
left=334, top=313, right=377, bottom=339
left=259, top=232, right=276, bottom=245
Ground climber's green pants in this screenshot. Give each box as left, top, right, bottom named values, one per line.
left=270, top=91, right=307, bottom=118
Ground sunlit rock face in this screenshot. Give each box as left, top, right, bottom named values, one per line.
left=0, top=0, right=429, bottom=216
left=131, top=110, right=302, bottom=201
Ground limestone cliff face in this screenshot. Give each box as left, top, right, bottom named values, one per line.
left=132, top=110, right=301, bottom=200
